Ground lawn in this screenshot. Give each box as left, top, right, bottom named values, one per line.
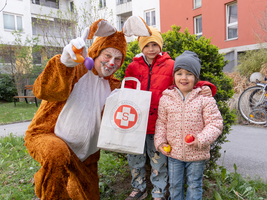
left=0, top=134, right=132, bottom=200
left=0, top=102, right=38, bottom=125
left=0, top=101, right=267, bottom=199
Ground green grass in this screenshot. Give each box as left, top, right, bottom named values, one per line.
left=0, top=134, right=267, bottom=199
left=0, top=102, right=38, bottom=125
left=99, top=151, right=131, bottom=199
left=203, top=165, right=267, bottom=200
left=0, top=134, right=130, bottom=200
left=0, top=134, right=40, bottom=200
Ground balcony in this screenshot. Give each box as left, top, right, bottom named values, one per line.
left=31, top=0, right=59, bottom=9
left=117, top=0, right=132, bottom=5
left=116, top=0, right=132, bottom=15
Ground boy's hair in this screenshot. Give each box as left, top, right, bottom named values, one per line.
left=137, top=27, right=163, bottom=51
left=173, top=67, right=199, bottom=85
left=173, top=50, right=201, bottom=78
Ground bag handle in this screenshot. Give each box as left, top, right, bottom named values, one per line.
left=121, top=77, right=141, bottom=90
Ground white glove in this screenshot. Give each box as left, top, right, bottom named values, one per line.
left=60, top=34, right=88, bottom=67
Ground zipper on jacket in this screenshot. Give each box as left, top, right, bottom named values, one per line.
left=147, top=64, right=152, bottom=91
left=182, top=101, right=186, bottom=161
left=143, top=56, right=158, bottom=91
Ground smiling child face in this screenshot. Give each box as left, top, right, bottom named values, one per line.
left=174, top=68, right=196, bottom=97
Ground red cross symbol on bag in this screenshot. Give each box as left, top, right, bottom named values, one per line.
left=114, top=105, right=138, bottom=129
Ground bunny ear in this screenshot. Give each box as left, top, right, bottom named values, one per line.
left=122, top=16, right=152, bottom=37
left=86, top=19, right=117, bottom=40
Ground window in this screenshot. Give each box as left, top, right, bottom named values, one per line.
left=45, top=0, right=59, bottom=9
left=0, top=48, right=15, bottom=64
left=194, top=0, right=201, bottom=9
left=70, top=1, right=74, bottom=12
left=226, top=2, right=238, bottom=40
left=32, top=50, right=42, bottom=65
left=3, top=13, right=23, bottom=31
left=117, top=15, right=130, bottom=31
left=145, top=10, right=156, bottom=26
left=99, top=0, right=106, bottom=8
left=116, top=0, right=131, bottom=5
left=32, top=17, right=72, bottom=38
left=32, top=0, right=59, bottom=9
left=194, top=15, right=202, bottom=39
left=31, top=0, right=40, bottom=4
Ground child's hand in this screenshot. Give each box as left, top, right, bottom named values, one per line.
left=199, top=86, right=212, bottom=97
left=185, top=137, right=199, bottom=148
left=159, top=143, right=171, bottom=156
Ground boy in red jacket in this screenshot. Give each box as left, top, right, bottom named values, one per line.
left=124, top=27, right=216, bottom=200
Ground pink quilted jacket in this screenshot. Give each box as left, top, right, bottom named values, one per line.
left=154, top=87, right=223, bottom=162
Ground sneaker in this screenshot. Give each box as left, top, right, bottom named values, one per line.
left=125, top=188, right=147, bottom=200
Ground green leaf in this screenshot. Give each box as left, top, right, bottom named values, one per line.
left=230, top=180, right=238, bottom=189
left=214, top=191, right=223, bottom=200
left=234, top=163, right=237, bottom=172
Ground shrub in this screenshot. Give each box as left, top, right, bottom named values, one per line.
left=115, top=25, right=236, bottom=172
left=237, top=47, right=267, bottom=77
left=0, top=74, right=17, bottom=102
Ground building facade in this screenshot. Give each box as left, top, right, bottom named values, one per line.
left=0, top=0, right=159, bottom=54
left=105, top=0, right=160, bottom=42
left=0, top=0, right=77, bottom=44
left=159, top=0, right=267, bottom=71
left=0, top=0, right=93, bottom=73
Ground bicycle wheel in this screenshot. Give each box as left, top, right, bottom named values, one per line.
left=238, top=86, right=267, bottom=125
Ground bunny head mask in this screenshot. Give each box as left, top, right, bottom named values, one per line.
left=83, top=16, right=152, bottom=69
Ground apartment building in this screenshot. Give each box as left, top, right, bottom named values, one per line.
left=0, top=0, right=79, bottom=43
left=104, top=0, right=160, bottom=42
left=0, top=0, right=158, bottom=71
left=0, top=0, right=93, bottom=73
left=159, top=0, right=267, bottom=72
left=1, top=0, right=159, bottom=44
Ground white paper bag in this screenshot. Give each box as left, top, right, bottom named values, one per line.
left=97, top=77, right=152, bottom=154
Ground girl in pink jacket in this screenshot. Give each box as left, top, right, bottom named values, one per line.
left=154, top=51, right=223, bottom=200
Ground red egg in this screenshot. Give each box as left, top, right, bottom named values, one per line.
left=185, top=134, right=195, bottom=143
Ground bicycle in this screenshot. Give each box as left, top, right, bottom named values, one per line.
left=238, top=77, right=267, bottom=126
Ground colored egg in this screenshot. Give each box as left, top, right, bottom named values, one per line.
left=73, top=53, right=85, bottom=63
left=163, top=145, right=171, bottom=153
left=72, top=46, right=83, bottom=54
left=84, top=57, right=94, bottom=70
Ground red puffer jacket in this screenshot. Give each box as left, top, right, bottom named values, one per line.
left=124, top=52, right=216, bottom=135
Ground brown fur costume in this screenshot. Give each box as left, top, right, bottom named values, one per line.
left=24, top=17, right=151, bottom=200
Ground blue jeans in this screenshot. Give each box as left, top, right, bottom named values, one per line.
left=168, top=157, right=205, bottom=200
left=127, top=134, right=168, bottom=198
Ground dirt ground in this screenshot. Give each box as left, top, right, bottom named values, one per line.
left=110, top=163, right=170, bottom=199
left=110, top=164, right=153, bottom=196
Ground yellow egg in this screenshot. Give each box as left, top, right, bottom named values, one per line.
left=73, top=53, right=84, bottom=63
left=163, top=145, right=171, bottom=153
